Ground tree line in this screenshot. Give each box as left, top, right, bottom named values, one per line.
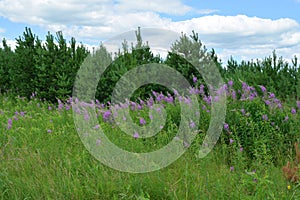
left=0, top=27, right=299, bottom=103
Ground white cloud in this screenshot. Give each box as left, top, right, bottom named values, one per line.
left=0, top=37, right=17, bottom=50
left=197, top=9, right=219, bottom=15
left=0, top=0, right=299, bottom=63
left=170, top=15, right=299, bottom=36
left=114, top=0, right=192, bottom=15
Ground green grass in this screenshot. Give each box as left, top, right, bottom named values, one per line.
left=0, top=95, right=300, bottom=200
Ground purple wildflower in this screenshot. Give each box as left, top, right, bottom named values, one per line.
left=239, top=147, right=243, bottom=152
left=130, top=102, right=136, bottom=110
left=240, top=108, right=245, bottom=115
left=262, top=114, right=268, bottom=121
left=47, top=129, right=52, bottom=133
left=274, top=98, right=280, bottom=104
left=291, top=108, right=296, bottom=115
left=156, top=93, right=165, bottom=102
left=103, top=110, right=111, bottom=121
left=259, top=85, right=267, bottom=93
left=269, top=93, right=275, bottom=98
left=139, top=99, right=144, bottom=106
left=223, top=123, right=229, bottom=131
left=189, top=120, right=196, bottom=128
left=229, top=138, right=234, bottom=144
left=228, top=80, right=233, bottom=87
left=184, top=97, right=191, bottom=104
left=84, top=114, right=90, bottom=121
left=31, top=92, right=36, bottom=99
left=65, top=105, right=70, bottom=111
left=7, top=119, right=12, bottom=130
left=271, top=122, right=275, bottom=126
left=173, top=89, right=179, bottom=96
left=164, top=96, right=174, bottom=103
left=139, top=117, right=146, bottom=126
left=156, top=107, right=161, bottom=113
left=58, top=103, right=64, bottom=111
left=193, top=76, right=198, bottom=83
left=133, top=132, right=139, bottom=139
left=264, top=100, right=271, bottom=106
left=277, top=103, right=282, bottom=109
left=147, top=97, right=154, bottom=108
left=149, top=114, right=153, bottom=120
left=203, top=96, right=211, bottom=105
left=249, top=93, right=255, bottom=101
left=231, top=90, right=236, bottom=99
left=199, top=84, right=205, bottom=95
left=214, top=96, right=219, bottom=102
left=284, top=116, right=289, bottom=122
left=230, top=166, right=234, bottom=171
left=297, top=101, right=300, bottom=110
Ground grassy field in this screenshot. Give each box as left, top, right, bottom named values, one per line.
left=1, top=83, right=300, bottom=199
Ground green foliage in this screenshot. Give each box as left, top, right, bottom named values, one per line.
left=0, top=27, right=89, bottom=102
left=1, top=27, right=299, bottom=104
left=0, top=39, right=14, bottom=93
left=224, top=51, right=300, bottom=100
left=95, top=27, right=163, bottom=103
left=10, top=27, right=39, bottom=98
left=1, top=92, right=300, bottom=199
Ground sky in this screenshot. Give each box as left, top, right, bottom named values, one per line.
left=0, top=0, right=300, bottom=64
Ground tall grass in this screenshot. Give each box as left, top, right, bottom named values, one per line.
left=1, top=80, right=300, bottom=199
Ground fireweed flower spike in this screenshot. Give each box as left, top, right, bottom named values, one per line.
left=193, top=76, right=198, bottom=83
left=133, top=132, right=139, bottom=139
left=223, top=123, right=229, bottom=132
left=7, top=119, right=12, bottom=130
left=189, top=120, right=196, bottom=128
left=139, top=117, right=146, bottom=126
left=103, top=110, right=112, bottom=121
left=268, top=93, right=275, bottom=99
left=262, top=114, right=268, bottom=121
left=297, top=101, right=300, bottom=110
left=259, top=85, right=267, bottom=93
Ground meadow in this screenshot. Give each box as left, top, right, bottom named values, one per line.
left=1, top=79, right=300, bottom=199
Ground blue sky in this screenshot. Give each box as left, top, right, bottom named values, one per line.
left=0, top=0, right=300, bottom=63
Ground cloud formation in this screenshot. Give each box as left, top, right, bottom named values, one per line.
left=0, top=0, right=299, bottom=63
